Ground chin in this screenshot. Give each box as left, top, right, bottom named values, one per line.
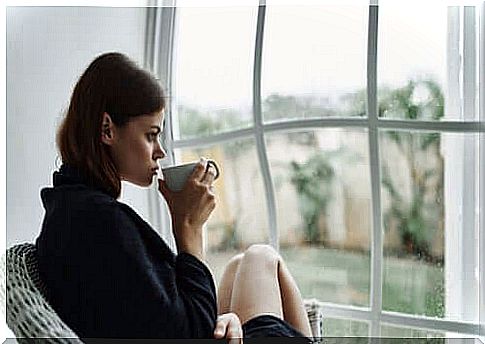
left=125, top=177, right=152, bottom=188
left=141, top=179, right=152, bottom=187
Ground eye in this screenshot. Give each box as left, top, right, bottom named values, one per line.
left=147, top=133, right=158, bottom=141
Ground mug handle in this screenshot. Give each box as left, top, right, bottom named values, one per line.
left=205, top=160, right=220, bottom=180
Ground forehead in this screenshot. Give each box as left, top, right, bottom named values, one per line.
left=132, top=110, right=164, bottom=127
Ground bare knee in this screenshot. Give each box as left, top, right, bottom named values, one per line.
left=242, top=244, right=281, bottom=269
left=223, top=253, right=244, bottom=274
left=230, top=245, right=285, bottom=323
left=245, top=244, right=280, bottom=257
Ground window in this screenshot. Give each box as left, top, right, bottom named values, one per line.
left=154, top=0, right=484, bottom=338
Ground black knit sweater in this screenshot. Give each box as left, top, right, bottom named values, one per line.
left=35, top=163, right=217, bottom=339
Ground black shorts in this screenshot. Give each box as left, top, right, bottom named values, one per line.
left=242, top=314, right=313, bottom=343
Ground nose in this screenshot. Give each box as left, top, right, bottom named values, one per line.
left=154, top=140, right=166, bottom=161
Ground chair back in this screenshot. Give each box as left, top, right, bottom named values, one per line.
left=0, top=243, right=82, bottom=343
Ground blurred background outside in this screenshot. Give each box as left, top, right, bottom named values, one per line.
left=171, top=2, right=481, bottom=332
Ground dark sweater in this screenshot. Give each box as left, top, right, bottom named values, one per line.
left=35, top=163, right=217, bottom=339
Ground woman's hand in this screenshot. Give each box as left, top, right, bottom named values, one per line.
left=214, top=312, right=243, bottom=344
left=158, top=158, right=217, bottom=260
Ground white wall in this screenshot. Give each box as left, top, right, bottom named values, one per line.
left=6, top=6, right=155, bottom=247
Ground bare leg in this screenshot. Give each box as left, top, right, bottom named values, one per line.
left=217, top=253, right=244, bottom=315
left=277, top=258, right=312, bottom=337
left=229, top=244, right=284, bottom=323
left=228, top=244, right=312, bottom=337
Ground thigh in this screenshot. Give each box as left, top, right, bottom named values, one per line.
left=217, top=253, right=243, bottom=314
left=229, top=245, right=284, bottom=324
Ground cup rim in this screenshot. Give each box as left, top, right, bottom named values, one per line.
left=162, top=159, right=220, bottom=180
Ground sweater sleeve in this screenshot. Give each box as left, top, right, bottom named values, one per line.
left=70, top=202, right=217, bottom=339
left=175, top=253, right=218, bottom=338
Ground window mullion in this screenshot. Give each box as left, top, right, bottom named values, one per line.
left=172, top=127, right=255, bottom=149
left=367, top=2, right=382, bottom=337
left=253, top=2, right=279, bottom=250
left=145, top=3, right=171, bottom=241
left=143, top=4, right=160, bottom=236
left=479, top=1, right=485, bottom=339
left=163, top=2, right=484, bottom=335
left=151, top=1, right=178, bottom=251
left=171, top=119, right=484, bottom=155
left=444, top=7, right=464, bottom=324
left=461, top=5, right=479, bottom=322
left=463, top=6, right=477, bottom=120
left=162, top=1, right=177, bottom=165
left=171, top=120, right=484, bottom=152
left=264, top=118, right=482, bottom=133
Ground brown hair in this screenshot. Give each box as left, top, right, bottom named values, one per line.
left=56, top=52, right=165, bottom=199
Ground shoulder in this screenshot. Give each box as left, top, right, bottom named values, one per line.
left=45, top=184, right=116, bottom=207
left=41, top=184, right=124, bottom=228
left=74, top=189, right=126, bottom=224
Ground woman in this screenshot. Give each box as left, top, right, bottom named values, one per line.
left=36, top=52, right=312, bottom=341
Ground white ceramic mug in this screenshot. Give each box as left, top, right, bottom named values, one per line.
left=161, top=159, right=220, bottom=192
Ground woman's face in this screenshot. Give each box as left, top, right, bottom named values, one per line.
left=103, top=110, right=166, bottom=187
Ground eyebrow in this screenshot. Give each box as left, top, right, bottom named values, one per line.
left=150, top=126, right=161, bottom=134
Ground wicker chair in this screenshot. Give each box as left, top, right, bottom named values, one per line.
left=0, top=243, right=82, bottom=343
left=0, top=243, right=323, bottom=342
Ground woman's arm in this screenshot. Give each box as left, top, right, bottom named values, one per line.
left=157, top=158, right=217, bottom=262
left=62, top=200, right=217, bottom=339
left=108, top=204, right=218, bottom=339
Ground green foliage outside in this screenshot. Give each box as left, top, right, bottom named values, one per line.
left=179, top=79, right=445, bottom=259
left=179, top=78, right=446, bottom=318
left=178, top=105, right=248, bottom=139
left=288, top=153, right=336, bottom=244
left=379, top=79, right=444, bottom=260
left=263, top=93, right=341, bottom=121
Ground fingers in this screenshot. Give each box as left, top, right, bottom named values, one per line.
left=214, top=313, right=243, bottom=342
left=201, top=164, right=217, bottom=185
left=213, top=318, right=226, bottom=339
left=191, top=158, right=219, bottom=186
left=190, top=158, right=208, bottom=181
left=227, top=324, right=243, bottom=343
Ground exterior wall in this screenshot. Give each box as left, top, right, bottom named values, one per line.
left=187, top=130, right=445, bottom=259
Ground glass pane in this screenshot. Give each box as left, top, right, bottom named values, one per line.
left=381, top=324, right=446, bottom=338
left=378, top=2, right=480, bottom=121
left=380, top=131, right=480, bottom=321
left=262, top=4, right=368, bottom=121
left=267, top=129, right=372, bottom=306
left=174, top=6, right=257, bottom=139
left=323, top=318, right=369, bottom=337
left=381, top=324, right=480, bottom=339
left=174, top=139, right=269, bottom=283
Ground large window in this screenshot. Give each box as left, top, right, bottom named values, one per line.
left=157, top=0, right=484, bottom=338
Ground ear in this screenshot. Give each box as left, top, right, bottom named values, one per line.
left=100, top=112, right=116, bottom=146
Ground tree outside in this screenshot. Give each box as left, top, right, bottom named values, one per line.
left=176, top=77, right=446, bottom=317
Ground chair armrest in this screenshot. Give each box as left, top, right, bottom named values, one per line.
left=304, top=298, right=324, bottom=340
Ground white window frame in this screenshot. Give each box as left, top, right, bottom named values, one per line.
left=479, top=2, right=485, bottom=340
left=146, top=0, right=485, bottom=338
left=444, top=5, right=479, bottom=325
